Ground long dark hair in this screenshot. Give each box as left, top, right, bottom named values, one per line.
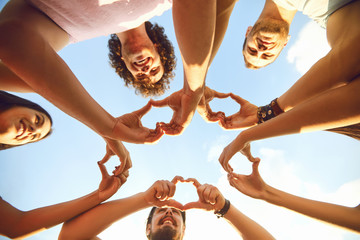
left=0, top=91, right=53, bottom=150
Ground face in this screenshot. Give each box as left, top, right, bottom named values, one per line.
left=147, top=208, right=185, bottom=240
left=243, top=19, right=290, bottom=68
left=121, top=41, right=164, bottom=85
left=0, top=106, right=52, bottom=145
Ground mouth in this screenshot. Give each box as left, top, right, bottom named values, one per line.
left=133, top=57, right=151, bottom=67
left=160, top=217, right=176, bottom=226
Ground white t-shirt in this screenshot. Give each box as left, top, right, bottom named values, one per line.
left=272, top=0, right=353, bottom=28
left=27, top=0, right=172, bottom=43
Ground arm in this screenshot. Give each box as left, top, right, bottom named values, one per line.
left=183, top=178, right=274, bottom=240
left=219, top=77, right=360, bottom=172
left=58, top=177, right=184, bottom=240
left=277, top=1, right=360, bottom=111
left=228, top=160, right=360, bottom=233
left=0, top=162, right=127, bottom=239
left=153, top=0, right=216, bottom=135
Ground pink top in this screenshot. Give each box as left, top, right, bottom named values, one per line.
left=26, top=0, right=172, bottom=43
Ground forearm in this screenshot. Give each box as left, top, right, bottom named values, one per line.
left=242, top=77, right=360, bottom=143
left=173, top=0, right=216, bottom=93
left=2, top=191, right=100, bottom=239
left=209, top=0, right=237, bottom=65
left=278, top=33, right=360, bottom=112
left=264, top=185, right=360, bottom=232
left=59, top=192, right=149, bottom=240
left=224, top=204, right=275, bottom=240
left=0, top=22, right=116, bottom=138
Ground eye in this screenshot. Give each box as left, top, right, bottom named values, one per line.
left=35, top=115, right=40, bottom=125
left=150, top=67, right=159, bottom=74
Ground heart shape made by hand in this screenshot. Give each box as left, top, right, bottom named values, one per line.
left=167, top=176, right=226, bottom=213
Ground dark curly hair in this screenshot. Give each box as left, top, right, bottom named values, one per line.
left=108, top=21, right=176, bottom=97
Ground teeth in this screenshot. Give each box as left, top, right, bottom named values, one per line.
left=163, top=220, right=172, bottom=224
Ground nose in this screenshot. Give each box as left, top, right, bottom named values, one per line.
left=165, top=208, right=174, bottom=216
left=258, top=43, right=267, bottom=51
left=141, top=65, right=150, bottom=72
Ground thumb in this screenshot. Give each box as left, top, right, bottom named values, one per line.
left=135, top=101, right=152, bottom=118
left=98, top=161, right=110, bottom=179
left=150, top=98, right=169, bottom=108
left=183, top=201, right=202, bottom=210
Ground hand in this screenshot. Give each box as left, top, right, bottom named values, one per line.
left=112, top=101, right=164, bottom=144
left=96, top=161, right=129, bottom=202
left=151, top=89, right=201, bottom=135
left=197, top=86, right=230, bottom=123
left=218, top=133, right=257, bottom=173
left=227, top=159, right=266, bottom=200
left=102, top=138, right=132, bottom=176
left=182, top=178, right=225, bottom=213
left=219, top=93, right=258, bottom=130
left=143, top=176, right=184, bottom=210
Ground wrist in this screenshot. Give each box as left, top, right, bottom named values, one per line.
left=214, top=199, right=231, bottom=218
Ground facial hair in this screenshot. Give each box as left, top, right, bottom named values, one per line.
left=150, top=226, right=178, bottom=240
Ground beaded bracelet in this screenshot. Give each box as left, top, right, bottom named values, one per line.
left=214, top=199, right=231, bottom=218
left=257, top=98, right=284, bottom=124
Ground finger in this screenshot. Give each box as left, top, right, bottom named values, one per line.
left=213, top=91, right=230, bottom=99
left=150, top=98, right=169, bottom=108
left=168, top=182, right=176, bottom=199
left=97, top=161, right=110, bottom=179
left=99, top=152, right=112, bottom=164
left=183, top=201, right=202, bottom=210
left=230, top=93, right=247, bottom=105
left=171, top=176, right=185, bottom=184
left=119, top=174, right=128, bottom=185
left=164, top=125, right=183, bottom=135
left=197, top=185, right=206, bottom=203
left=161, top=199, right=184, bottom=210
left=145, top=128, right=164, bottom=144
left=134, top=101, right=152, bottom=118
left=185, top=178, right=201, bottom=188
left=218, top=151, right=231, bottom=173
left=202, top=186, right=213, bottom=204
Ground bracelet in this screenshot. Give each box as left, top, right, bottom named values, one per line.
left=214, top=199, right=230, bottom=218
left=257, top=98, right=284, bottom=124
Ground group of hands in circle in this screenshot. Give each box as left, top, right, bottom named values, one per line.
left=96, top=158, right=266, bottom=212
left=103, top=86, right=260, bottom=176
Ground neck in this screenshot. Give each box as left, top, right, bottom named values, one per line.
left=257, top=0, right=296, bottom=25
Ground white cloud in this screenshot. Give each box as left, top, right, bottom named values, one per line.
left=287, top=21, right=330, bottom=74
left=206, top=135, right=232, bottom=163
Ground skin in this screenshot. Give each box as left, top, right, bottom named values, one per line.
left=146, top=208, right=185, bottom=240
left=0, top=0, right=164, bottom=175
left=242, top=0, right=295, bottom=68
left=59, top=176, right=274, bottom=240
left=116, top=25, right=164, bottom=84
left=228, top=160, right=360, bottom=233
left=151, top=0, right=239, bottom=134
left=0, top=106, right=51, bottom=145
left=217, top=0, right=360, bottom=172
left=0, top=162, right=128, bottom=239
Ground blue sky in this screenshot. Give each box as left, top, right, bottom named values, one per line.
left=1, top=1, right=359, bottom=239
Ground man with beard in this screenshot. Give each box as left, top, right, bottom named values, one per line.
left=215, top=0, right=360, bottom=167
left=242, top=0, right=354, bottom=69
left=58, top=176, right=274, bottom=240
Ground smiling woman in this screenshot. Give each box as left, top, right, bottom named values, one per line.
left=0, top=91, right=53, bottom=150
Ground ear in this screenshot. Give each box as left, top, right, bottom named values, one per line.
left=245, top=26, right=253, bottom=38
left=284, top=35, right=291, bottom=46
left=146, top=224, right=151, bottom=237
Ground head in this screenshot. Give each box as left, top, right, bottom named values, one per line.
left=108, top=21, right=176, bottom=97
left=0, top=91, right=53, bottom=150
left=146, top=207, right=186, bottom=240
left=242, top=18, right=290, bottom=69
